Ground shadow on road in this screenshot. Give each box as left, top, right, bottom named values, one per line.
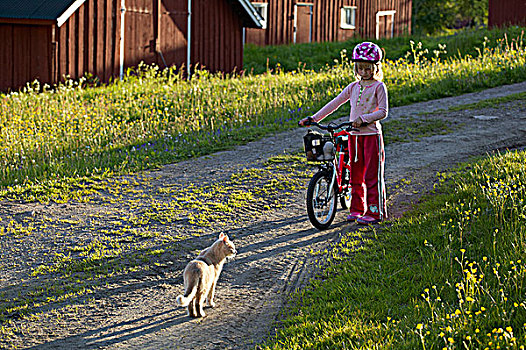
left=27, top=309, right=186, bottom=349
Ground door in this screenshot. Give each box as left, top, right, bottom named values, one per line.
left=294, top=3, right=313, bottom=43
left=160, top=0, right=188, bottom=67
left=125, top=0, right=156, bottom=67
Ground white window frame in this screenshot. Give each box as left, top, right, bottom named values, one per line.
left=252, top=3, right=268, bottom=29
left=340, top=6, right=356, bottom=29
left=375, top=10, right=396, bottom=39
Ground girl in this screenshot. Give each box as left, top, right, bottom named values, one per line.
left=299, top=41, right=388, bottom=224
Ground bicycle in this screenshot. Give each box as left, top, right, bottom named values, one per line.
left=301, top=118, right=359, bottom=230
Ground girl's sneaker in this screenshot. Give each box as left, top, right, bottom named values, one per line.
left=356, top=215, right=381, bottom=225
left=347, top=212, right=363, bottom=221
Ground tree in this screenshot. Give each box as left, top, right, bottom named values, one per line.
left=412, top=0, right=488, bottom=35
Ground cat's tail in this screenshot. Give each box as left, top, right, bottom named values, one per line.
left=176, top=285, right=197, bottom=307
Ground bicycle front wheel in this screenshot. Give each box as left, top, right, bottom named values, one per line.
left=306, top=170, right=337, bottom=230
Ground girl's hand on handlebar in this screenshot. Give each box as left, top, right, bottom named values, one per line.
left=352, top=117, right=364, bottom=128
left=298, top=117, right=314, bottom=126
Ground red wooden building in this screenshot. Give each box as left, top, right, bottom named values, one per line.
left=0, top=0, right=263, bottom=92
left=488, top=0, right=526, bottom=27
left=245, top=0, right=412, bottom=46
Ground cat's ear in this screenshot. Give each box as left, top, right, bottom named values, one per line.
left=222, top=235, right=229, bottom=242
left=218, top=232, right=225, bottom=240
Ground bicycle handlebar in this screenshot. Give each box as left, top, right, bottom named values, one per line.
left=300, top=117, right=360, bottom=133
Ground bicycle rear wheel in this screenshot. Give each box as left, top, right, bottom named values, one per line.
left=306, top=170, right=337, bottom=230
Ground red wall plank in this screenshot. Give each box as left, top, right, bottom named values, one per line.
left=30, top=26, right=51, bottom=84
left=0, top=25, right=14, bottom=90
left=489, top=0, right=526, bottom=27
left=13, top=26, right=32, bottom=88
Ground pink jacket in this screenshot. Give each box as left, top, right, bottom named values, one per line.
left=312, top=80, right=388, bottom=135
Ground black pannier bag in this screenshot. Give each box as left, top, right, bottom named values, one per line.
left=303, top=129, right=334, bottom=161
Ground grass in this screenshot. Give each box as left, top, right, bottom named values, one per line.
left=0, top=28, right=525, bottom=202
left=383, top=117, right=455, bottom=144
left=244, top=26, right=526, bottom=74
left=447, top=91, right=526, bottom=111
left=259, top=149, right=526, bottom=350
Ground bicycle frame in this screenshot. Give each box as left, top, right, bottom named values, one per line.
left=333, top=129, right=352, bottom=194
left=310, top=127, right=354, bottom=196
left=302, top=119, right=358, bottom=230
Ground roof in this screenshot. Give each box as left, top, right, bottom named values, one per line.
left=0, top=0, right=263, bottom=28
left=0, top=0, right=84, bottom=26
left=227, top=0, right=265, bottom=28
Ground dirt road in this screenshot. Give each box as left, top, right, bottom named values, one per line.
left=1, top=82, right=525, bottom=349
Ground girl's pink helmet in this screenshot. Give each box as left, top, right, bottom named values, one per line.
left=352, top=42, right=383, bottom=63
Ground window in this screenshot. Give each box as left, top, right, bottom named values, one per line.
left=376, top=10, right=396, bottom=39
left=252, top=3, right=268, bottom=29
left=341, top=6, right=356, bottom=29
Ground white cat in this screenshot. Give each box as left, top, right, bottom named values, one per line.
left=176, top=233, right=237, bottom=317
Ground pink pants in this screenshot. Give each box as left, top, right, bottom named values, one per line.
left=349, top=134, right=387, bottom=220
